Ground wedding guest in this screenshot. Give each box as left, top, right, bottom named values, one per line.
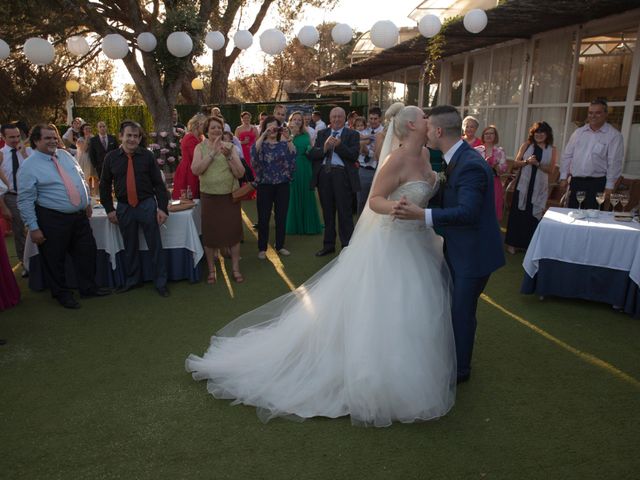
left=505, top=121, right=557, bottom=254
left=191, top=116, right=245, bottom=284
left=253, top=115, right=296, bottom=258
left=462, top=116, right=481, bottom=148
left=273, top=105, right=287, bottom=125
left=312, top=111, right=326, bottom=133
left=235, top=111, right=259, bottom=177
left=0, top=123, right=31, bottom=276
left=62, top=117, right=84, bottom=152
left=0, top=178, right=20, bottom=313
left=560, top=98, right=623, bottom=209
left=356, top=107, right=384, bottom=214
left=100, top=120, right=170, bottom=297
left=303, top=112, right=316, bottom=143
left=18, top=124, right=109, bottom=309
left=88, top=121, right=118, bottom=180
left=172, top=113, right=206, bottom=200
left=285, top=111, right=321, bottom=235
left=309, top=107, right=360, bottom=256
left=475, top=125, right=508, bottom=221
left=211, top=107, right=232, bottom=132
left=75, top=124, right=98, bottom=183
left=47, top=124, right=67, bottom=151
left=347, top=110, right=359, bottom=129
left=172, top=108, right=186, bottom=131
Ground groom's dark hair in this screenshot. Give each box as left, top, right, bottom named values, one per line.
left=428, top=105, right=462, bottom=138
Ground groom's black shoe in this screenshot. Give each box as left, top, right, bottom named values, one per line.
left=315, top=247, right=336, bottom=257
left=457, top=374, right=470, bottom=384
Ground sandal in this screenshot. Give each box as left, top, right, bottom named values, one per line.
left=232, top=270, right=244, bottom=283
left=207, top=267, right=217, bottom=284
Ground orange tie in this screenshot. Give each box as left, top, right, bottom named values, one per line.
left=126, top=153, right=139, bottom=207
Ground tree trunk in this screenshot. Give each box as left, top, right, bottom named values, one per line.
left=210, top=51, right=230, bottom=105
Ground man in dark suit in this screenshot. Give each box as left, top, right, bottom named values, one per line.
left=309, top=107, right=360, bottom=256
left=393, top=105, right=505, bottom=383
left=88, top=121, right=117, bottom=179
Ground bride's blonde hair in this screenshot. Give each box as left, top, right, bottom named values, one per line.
left=386, top=102, right=422, bottom=139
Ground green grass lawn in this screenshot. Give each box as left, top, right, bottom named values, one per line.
left=1, top=204, right=639, bottom=479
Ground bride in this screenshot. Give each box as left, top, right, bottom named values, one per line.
left=186, top=103, right=456, bottom=427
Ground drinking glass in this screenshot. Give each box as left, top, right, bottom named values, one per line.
left=576, top=191, right=586, bottom=210
left=610, top=193, right=620, bottom=212
left=595, top=192, right=605, bottom=211
left=620, top=193, right=630, bottom=211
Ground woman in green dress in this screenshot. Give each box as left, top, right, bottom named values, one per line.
left=285, top=111, right=322, bottom=234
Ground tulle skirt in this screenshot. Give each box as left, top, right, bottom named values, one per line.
left=186, top=218, right=456, bottom=427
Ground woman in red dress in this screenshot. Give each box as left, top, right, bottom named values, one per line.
left=475, top=125, right=508, bottom=221
left=171, top=113, right=206, bottom=200
left=0, top=178, right=20, bottom=312
left=235, top=111, right=259, bottom=200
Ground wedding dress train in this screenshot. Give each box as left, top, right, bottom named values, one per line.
left=186, top=180, right=456, bottom=427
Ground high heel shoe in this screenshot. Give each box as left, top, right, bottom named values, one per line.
left=232, top=270, right=244, bottom=283
left=207, top=266, right=217, bottom=284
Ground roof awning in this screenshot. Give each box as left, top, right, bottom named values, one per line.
left=320, top=0, right=637, bottom=81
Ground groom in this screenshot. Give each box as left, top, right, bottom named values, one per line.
left=393, top=105, right=505, bottom=383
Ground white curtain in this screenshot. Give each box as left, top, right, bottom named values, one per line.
left=468, top=52, right=492, bottom=107
left=530, top=30, right=574, bottom=105
left=491, top=44, right=525, bottom=105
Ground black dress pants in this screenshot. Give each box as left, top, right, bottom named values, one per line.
left=116, top=197, right=167, bottom=289
left=318, top=166, right=354, bottom=248
left=257, top=182, right=290, bottom=251
left=35, top=205, right=98, bottom=300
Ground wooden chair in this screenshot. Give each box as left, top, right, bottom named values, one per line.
left=613, top=176, right=640, bottom=211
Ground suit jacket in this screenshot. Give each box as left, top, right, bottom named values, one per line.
left=88, top=134, right=118, bottom=178
left=308, top=127, right=361, bottom=192
left=431, top=141, right=505, bottom=278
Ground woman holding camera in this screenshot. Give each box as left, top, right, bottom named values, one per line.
left=252, top=115, right=296, bottom=259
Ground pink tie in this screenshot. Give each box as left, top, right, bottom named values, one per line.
left=51, top=154, right=82, bottom=206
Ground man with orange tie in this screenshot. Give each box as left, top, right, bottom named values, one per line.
left=17, top=124, right=110, bottom=309
left=99, top=120, right=170, bottom=297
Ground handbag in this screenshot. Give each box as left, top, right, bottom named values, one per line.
left=232, top=182, right=256, bottom=203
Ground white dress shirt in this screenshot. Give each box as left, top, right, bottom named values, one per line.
left=424, top=139, right=464, bottom=227
left=560, top=122, right=623, bottom=189
left=0, top=145, right=32, bottom=192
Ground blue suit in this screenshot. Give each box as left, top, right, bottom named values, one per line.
left=432, top=141, right=505, bottom=377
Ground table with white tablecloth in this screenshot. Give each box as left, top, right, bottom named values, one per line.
left=24, top=202, right=204, bottom=290
left=521, top=207, right=640, bottom=317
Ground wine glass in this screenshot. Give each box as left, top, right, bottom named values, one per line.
left=620, top=193, right=630, bottom=211
left=610, top=193, right=620, bottom=212
left=595, top=192, right=605, bottom=211
left=576, top=191, right=586, bottom=210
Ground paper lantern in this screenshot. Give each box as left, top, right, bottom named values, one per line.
left=233, top=30, right=253, bottom=50
left=297, top=26, right=319, bottom=47
left=331, top=23, right=352, bottom=45
left=0, top=39, right=9, bottom=60
left=137, top=32, right=157, bottom=52
left=102, top=34, right=129, bottom=59
left=260, top=29, right=286, bottom=55
left=66, top=36, right=90, bottom=57
left=24, top=37, right=55, bottom=65
left=463, top=9, right=488, bottom=34
left=65, top=80, right=80, bottom=93
left=370, top=20, right=398, bottom=49
left=419, top=15, right=442, bottom=38
left=191, top=78, right=204, bottom=90
left=205, top=31, right=225, bottom=51
left=166, top=32, right=192, bottom=57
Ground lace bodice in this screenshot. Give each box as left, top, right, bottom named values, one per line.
left=388, top=180, right=437, bottom=208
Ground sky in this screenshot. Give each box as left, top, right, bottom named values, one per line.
left=113, top=0, right=421, bottom=90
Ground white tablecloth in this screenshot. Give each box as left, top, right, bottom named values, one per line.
left=523, top=207, right=640, bottom=285
left=24, top=201, right=203, bottom=270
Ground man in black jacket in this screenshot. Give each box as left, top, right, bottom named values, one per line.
left=88, top=121, right=117, bottom=179
left=309, top=107, right=360, bottom=256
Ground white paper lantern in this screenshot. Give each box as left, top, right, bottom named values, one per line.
left=102, top=34, right=129, bottom=59
left=137, top=32, right=157, bottom=52
left=166, top=31, right=193, bottom=57
left=23, top=37, right=55, bottom=65
left=205, top=31, right=225, bottom=51
left=297, top=25, right=319, bottom=47
left=419, top=14, right=442, bottom=38
left=331, top=23, right=353, bottom=45
left=463, top=9, right=488, bottom=34
left=233, top=30, right=253, bottom=50
left=66, top=36, right=90, bottom=57
left=370, top=20, right=398, bottom=49
left=0, top=39, right=9, bottom=60
left=260, top=29, right=286, bottom=55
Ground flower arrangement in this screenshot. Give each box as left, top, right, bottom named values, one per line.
left=148, top=127, right=185, bottom=175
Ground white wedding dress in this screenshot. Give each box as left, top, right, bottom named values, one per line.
left=186, top=178, right=457, bottom=427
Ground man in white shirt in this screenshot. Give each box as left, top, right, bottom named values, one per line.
left=312, top=111, right=326, bottom=134
left=560, top=98, right=623, bottom=209
left=356, top=107, right=384, bottom=214
left=0, top=123, right=31, bottom=275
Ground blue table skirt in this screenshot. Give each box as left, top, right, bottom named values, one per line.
left=28, top=249, right=203, bottom=291
left=521, top=259, right=640, bottom=318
